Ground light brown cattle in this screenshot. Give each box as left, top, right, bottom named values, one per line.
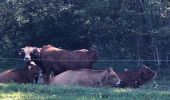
left=49, top=68, right=122, bottom=87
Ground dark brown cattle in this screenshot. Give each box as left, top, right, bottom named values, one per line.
left=117, top=65, right=157, bottom=88
left=49, top=68, right=122, bottom=87
left=0, top=61, right=41, bottom=83
left=20, top=45, right=99, bottom=83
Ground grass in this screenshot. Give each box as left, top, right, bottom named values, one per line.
left=0, top=79, right=169, bottom=100
left=0, top=63, right=169, bottom=100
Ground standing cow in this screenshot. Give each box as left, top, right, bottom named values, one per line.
left=117, top=65, right=157, bottom=88
left=19, top=45, right=99, bottom=83
left=49, top=68, right=122, bottom=87
left=0, top=61, right=41, bottom=83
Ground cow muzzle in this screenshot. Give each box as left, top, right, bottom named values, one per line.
left=114, top=80, right=125, bottom=88
left=24, top=57, right=31, bottom=61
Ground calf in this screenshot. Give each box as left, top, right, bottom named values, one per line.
left=49, top=68, right=122, bottom=87
left=117, top=65, right=157, bottom=88
left=0, top=61, right=41, bottom=83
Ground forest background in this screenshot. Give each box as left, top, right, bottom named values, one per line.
left=0, top=0, right=170, bottom=72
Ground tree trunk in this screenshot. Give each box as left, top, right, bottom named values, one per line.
left=156, top=45, right=160, bottom=71
left=137, top=35, right=144, bottom=67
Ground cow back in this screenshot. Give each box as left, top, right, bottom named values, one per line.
left=40, top=45, right=98, bottom=74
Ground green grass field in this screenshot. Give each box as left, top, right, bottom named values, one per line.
left=0, top=78, right=169, bottom=100
left=0, top=63, right=169, bottom=100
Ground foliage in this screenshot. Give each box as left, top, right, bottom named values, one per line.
left=0, top=0, right=170, bottom=70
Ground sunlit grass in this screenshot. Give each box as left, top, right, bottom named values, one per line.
left=0, top=68, right=169, bottom=100
left=113, top=88, right=132, bottom=93
left=0, top=82, right=169, bottom=100
left=0, top=92, right=29, bottom=100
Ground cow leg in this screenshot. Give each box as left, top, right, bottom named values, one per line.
left=44, top=74, right=50, bottom=84
left=42, top=69, right=51, bottom=84
left=51, top=67, right=61, bottom=76
left=34, top=76, right=38, bottom=84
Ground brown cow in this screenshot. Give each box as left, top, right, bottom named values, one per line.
left=19, top=45, right=99, bottom=83
left=49, top=68, right=122, bottom=87
left=0, top=61, right=41, bottom=83
left=117, top=65, right=157, bottom=88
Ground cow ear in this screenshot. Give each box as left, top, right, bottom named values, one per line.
left=19, top=47, right=25, bottom=54
left=107, top=67, right=113, bottom=73
left=18, top=51, right=22, bottom=55
left=89, top=48, right=99, bottom=56
left=33, top=49, right=40, bottom=56
left=139, top=67, right=146, bottom=76
left=142, top=65, right=147, bottom=69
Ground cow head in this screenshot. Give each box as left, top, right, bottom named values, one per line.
left=138, top=65, right=157, bottom=83
left=104, top=67, right=122, bottom=87
left=87, top=48, right=99, bottom=63
left=19, top=46, right=41, bottom=62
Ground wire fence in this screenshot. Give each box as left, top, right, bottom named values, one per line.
left=0, top=57, right=168, bottom=80
left=0, top=57, right=168, bottom=72
left=0, top=57, right=169, bottom=62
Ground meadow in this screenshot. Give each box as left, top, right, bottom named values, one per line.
left=0, top=77, right=169, bottom=100
left=0, top=61, right=169, bottom=100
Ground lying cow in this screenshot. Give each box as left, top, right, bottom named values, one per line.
left=0, top=61, right=41, bottom=83
left=117, top=65, right=157, bottom=88
left=49, top=67, right=122, bottom=87
left=19, top=45, right=99, bottom=83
